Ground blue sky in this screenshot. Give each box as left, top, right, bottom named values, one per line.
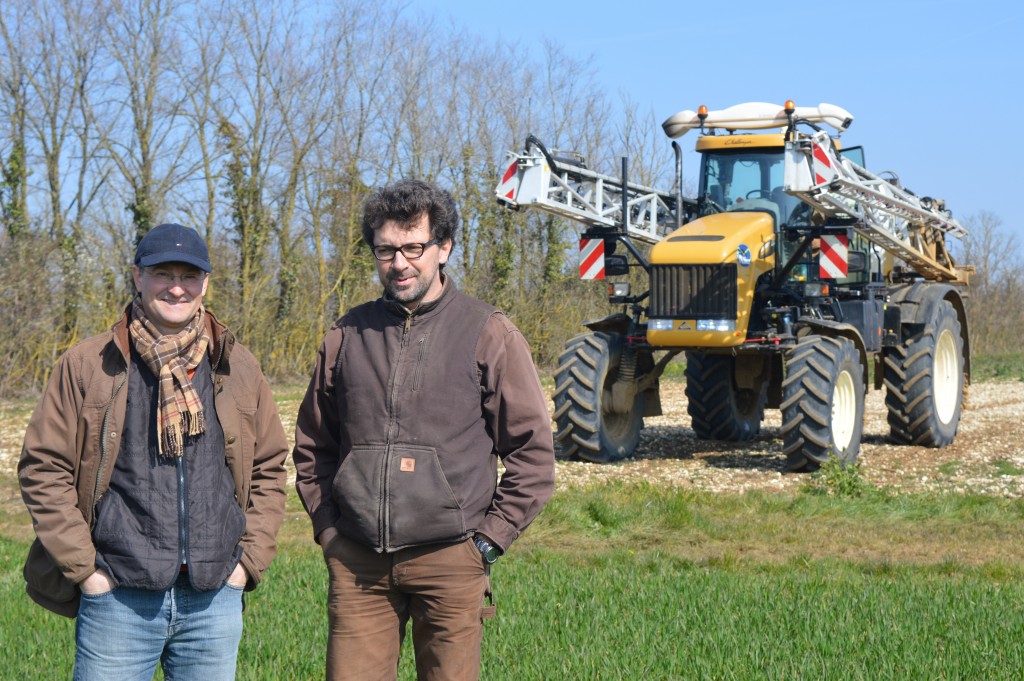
left=403, top=0, right=1023, bottom=246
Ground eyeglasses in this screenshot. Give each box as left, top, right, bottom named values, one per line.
left=372, top=239, right=441, bottom=262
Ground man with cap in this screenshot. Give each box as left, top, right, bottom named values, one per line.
left=19, top=223, right=289, bottom=680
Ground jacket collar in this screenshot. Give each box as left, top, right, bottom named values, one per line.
left=382, top=273, right=455, bottom=321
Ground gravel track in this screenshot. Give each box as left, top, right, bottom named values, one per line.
left=2, top=381, right=1022, bottom=497
left=552, top=381, right=1024, bottom=496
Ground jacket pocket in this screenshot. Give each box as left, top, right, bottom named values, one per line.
left=387, top=444, right=465, bottom=549
left=332, top=444, right=467, bottom=551
left=332, top=445, right=386, bottom=550
left=233, top=403, right=258, bottom=509
left=410, top=332, right=431, bottom=392
left=23, top=538, right=80, bottom=617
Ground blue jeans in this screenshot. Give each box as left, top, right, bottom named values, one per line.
left=73, top=573, right=244, bottom=681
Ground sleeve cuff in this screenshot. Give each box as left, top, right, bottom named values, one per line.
left=477, top=514, right=519, bottom=553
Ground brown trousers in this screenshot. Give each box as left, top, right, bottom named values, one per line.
left=324, top=534, right=493, bottom=681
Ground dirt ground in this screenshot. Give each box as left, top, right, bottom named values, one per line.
left=2, top=381, right=1023, bottom=497
left=551, top=380, right=1024, bottom=496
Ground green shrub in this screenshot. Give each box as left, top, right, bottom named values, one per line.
left=804, top=454, right=872, bottom=498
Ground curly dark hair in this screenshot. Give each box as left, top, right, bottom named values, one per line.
left=361, top=179, right=459, bottom=252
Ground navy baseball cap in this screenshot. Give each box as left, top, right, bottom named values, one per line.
left=134, top=223, right=212, bottom=272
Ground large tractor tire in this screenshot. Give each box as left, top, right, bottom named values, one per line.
left=552, top=332, right=644, bottom=463
left=684, top=352, right=767, bottom=441
left=781, top=335, right=865, bottom=471
left=884, top=299, right=964, bottom=447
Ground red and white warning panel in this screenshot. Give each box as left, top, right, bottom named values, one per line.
left=579, top=238, right=605, bottom=280
left=819, top=234, right=849, bottom=279
left=812, top=141, right=836, bottom=186
left=497, top=160, right=518, bottom=201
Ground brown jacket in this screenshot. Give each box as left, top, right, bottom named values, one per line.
left=18, top=307, right=289, bottom=616
left=293, top=278, right=555, bottom=553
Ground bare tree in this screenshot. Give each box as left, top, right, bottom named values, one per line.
left=0, top=0, right=677, bottom=392
left=173, top=0, right=233, bottom=245
left=450, top=39, right=613, bottom=363
left=12, top=0, right=111, bottom=338
left=212, top=0, right=281, bottom=341
left=101, top=0, right=194, bottom=246
left=311, top=3, right=401, bottom=322
left=263, top=7, right=334, bottom=330
left=615, top=93, right=676, bottom=189
left=0, top=2, right=31, bottom=239
left=959, top=212, right=1023, bottom=355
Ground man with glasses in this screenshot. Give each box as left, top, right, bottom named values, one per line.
left=293, top=179, right=555, bottom=680
left=19, top=223, right=289, bottom=679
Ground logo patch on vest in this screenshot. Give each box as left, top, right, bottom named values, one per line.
left=400, top=457, right=415, bottom=472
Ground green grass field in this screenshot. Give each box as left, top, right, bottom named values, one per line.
left=2, top=354, right=1023, bottom=679
left=3, top=484, right=1024, bottom=679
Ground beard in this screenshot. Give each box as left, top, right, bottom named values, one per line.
left=384, top=267, right=435, bottom=308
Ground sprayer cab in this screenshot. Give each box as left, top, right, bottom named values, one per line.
left=666, top=101, right=854, bottom=229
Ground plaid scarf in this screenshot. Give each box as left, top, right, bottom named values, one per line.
left=129, top=297, right=211, bottom=457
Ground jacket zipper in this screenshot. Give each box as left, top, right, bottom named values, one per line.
left=380, top=313, right=412, bottom=550
left=178, top=453, right=189, bottom=569
left=412, top=335, right=428, bottom=391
